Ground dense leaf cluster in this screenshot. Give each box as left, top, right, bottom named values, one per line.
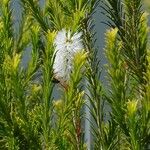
left=0, top=0, right=150, bottom=149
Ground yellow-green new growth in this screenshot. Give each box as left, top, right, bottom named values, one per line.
left=126, top=100, right=138, bottom=117
left=105, top=28, right=118, bottom=48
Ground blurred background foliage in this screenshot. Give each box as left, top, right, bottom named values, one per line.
left=0, top=0, right=150, bottom=149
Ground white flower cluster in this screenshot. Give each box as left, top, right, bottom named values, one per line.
left=53, top=29, right=83, bottom=82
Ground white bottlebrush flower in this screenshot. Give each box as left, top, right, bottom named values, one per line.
left=53, top=29, right=83, bottom=83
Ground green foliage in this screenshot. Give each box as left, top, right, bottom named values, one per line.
left=0, top=0, right=150, bottom=150
left=103, top=0, right=148, bottom=86
left=102, top=0, right=150, bottom=149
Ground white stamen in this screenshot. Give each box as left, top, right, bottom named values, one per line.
left=53, top=29, right=83, bottom=82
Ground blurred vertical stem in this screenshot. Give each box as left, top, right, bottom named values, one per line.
left=41, top=31, right=55, bottom=148
left=105, top=28, right=129, bottom=149
left=60, top=51, right=88, bottom=150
